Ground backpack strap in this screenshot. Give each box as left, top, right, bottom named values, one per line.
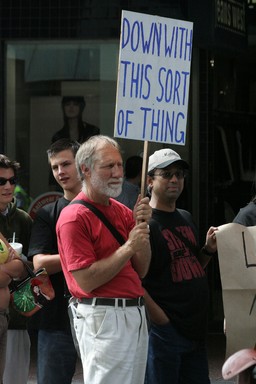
left=70, top=199, right=125, bottom=246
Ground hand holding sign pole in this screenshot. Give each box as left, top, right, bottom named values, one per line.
left=140, top=140, right=149, bottom=198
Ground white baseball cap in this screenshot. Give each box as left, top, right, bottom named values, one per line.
left=148, top=148, right=189, bottom=173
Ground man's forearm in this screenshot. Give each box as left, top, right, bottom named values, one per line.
left=0, top=259, right=25, bottom=279
left=33, top=253, right=62, bottom=275
left=144, top=290, right=169, bottom=325
left=72, top=242, right=135, bottom=293
left=0, top=268, right=11, bottom=287
left=132, top=244, right=151, bottom=278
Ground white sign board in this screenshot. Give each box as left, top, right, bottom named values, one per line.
left=216, top=223, right=256, bottom=358
left=114, top=10, right=193, bottom=145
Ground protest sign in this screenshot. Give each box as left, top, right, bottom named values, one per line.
left=114, top=10, right=193, bottom=145
left=216, top=223, right=256, bottom=358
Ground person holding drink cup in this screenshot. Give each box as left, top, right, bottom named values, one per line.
left=8, top=239, right=24, bottom=260
left=0, top=154, right=32, bottom=384
left=9, top=241, right=22, bottom=255
left=0, top=236, right=25, bottom=383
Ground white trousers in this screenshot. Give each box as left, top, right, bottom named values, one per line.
left=3, top=330, right=30, bottom=384
left=72, top=302, right=148, bottom=384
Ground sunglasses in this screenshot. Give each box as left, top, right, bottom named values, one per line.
left=0, top=176, right=17, bottom=186
left=153, top=170, right=187, bottom=180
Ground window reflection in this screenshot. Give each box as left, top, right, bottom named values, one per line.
left=6, top=41, right=118, bottom=198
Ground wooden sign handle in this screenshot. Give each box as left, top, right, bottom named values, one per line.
left=140, top=141, right=149, bottom=198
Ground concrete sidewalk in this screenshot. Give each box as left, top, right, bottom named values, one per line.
left=28, top=332, right=235, bottom=383
left=207, top=333, right=235, bottom=384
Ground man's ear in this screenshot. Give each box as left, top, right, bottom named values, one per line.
left=80, top=164, right=90, bottom=177
left=146, top=175, right=153, bottom=198
left=147, top=174, right=153, bottom=188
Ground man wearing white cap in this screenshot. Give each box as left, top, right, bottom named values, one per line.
left=143, top=148, right=218, bottom=384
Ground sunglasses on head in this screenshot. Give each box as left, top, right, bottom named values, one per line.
left=0, top=176, right=17, bottom=186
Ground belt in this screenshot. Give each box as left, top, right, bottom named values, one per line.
left=78, top=297, right=144, bottom=307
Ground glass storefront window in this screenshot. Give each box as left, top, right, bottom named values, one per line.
left=5, top=40, right=119, bottom=198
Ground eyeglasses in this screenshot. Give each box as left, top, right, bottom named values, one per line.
left=0, top=176, right=17, bottom=186
left=153, top=170, right=187, bottom=180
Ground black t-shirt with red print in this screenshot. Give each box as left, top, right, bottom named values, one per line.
left=143, top=208, right=209, bottom=341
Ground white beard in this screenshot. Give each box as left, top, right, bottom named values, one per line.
left=90, top=173, right=123, bottom=198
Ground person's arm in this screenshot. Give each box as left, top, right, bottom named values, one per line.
left=72, top=221, right=150, bottom=293
left=131, top=243, right=151, bottom=278
left=29, top=206, right=62, bottom=275
left=0, top=268, right=12, bottom=287
left=133, top=195, right=152, bottom=224
left=33, top=253, right=62, bottom=275
left=198, top=226, right=218, bottom=268
left=131, top=196, right=152, bottom=277
left=0, top=236, right=27, bottom=285
left=144, top=290, right=169, bottom=325
left=0, top=258, right=25, bottom=280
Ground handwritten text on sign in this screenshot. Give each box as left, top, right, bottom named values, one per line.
left=114, top=11, right=193, bottom=145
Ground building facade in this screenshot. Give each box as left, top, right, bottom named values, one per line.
left=0, top=0, right=255, bottom=329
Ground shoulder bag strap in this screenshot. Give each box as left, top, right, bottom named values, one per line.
left=169, top=226, right=200, bottom=257
left=151, top=215, right=200, bottom=257
left=175, top=209, right=201, bottom=256
left=70, top=199, right=125, bottom=246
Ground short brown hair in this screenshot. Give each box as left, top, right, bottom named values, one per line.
left=0, top=154, right=20, bottom=177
